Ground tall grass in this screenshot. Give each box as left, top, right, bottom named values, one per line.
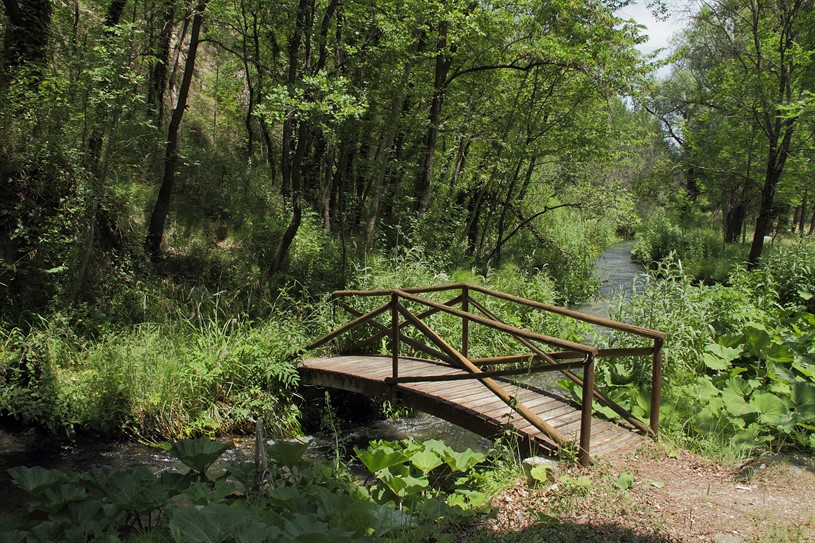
left=0, top=310, right=307, bottom=440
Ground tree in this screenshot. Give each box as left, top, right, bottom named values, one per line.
left=145, top=0, right=209, bottom=259
left=656, top=0, right=815, bottom=266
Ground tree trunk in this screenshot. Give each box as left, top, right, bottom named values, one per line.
left=365, top=65, right=411, bottom=248
left=492, top=159, right=524, bottom=265
left=799, top=189, right=808, bottom=235
left=147, top=0, right=175, bottom=124
left=268, top=0, right=314, bottom=274
left=725, top=203, right=745, bottom=243
left=145, top=0, right=208, bottom=260
left=1, top=0, right=52, bottom=89
left=747, top=123, right=794, bottom=269
left=270, top=121, right=309, bottom=275
left=70, top=0, right=131, bottom=303
left=414, top=21, right=451, bottom=214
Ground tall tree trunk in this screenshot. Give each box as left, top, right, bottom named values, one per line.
left=1, top=0, right=52, bottom=89
left=492, top=159, right=524, bottom=265
left=725, top=203, right=746, bottom=243
left=270, top=120, right=309, bottom=275
left=414, top=21, right=451, bottom=214
left=70, top=0, right=131, bottom=303
left=747, top=123, right=794, bottom=268
left=147, top=0, right=175, bottom=124
left=808, top=205, right=815, bottom=237
left=365, top=64, right=411, bottom=248
left=145, top=0, right=208, bottom=259
left=268, top=0, right=313, bottom=275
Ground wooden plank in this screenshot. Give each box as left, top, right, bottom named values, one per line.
left=300, top=355, right=646, bottom=460
left=408, top=379, right=480, bottom=396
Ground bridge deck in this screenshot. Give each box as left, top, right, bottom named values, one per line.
left=300, top=355, right=644, bottom=458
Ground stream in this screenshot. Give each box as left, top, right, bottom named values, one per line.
left=0, top=241, right=644, bottom=513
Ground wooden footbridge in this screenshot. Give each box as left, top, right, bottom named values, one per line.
left=301, top=283, right=665, bottom=466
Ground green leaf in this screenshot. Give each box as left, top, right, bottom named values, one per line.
left=694, top=396, right=726, bottom=432
left=743, top=324, right=771, bottom=357
left=721, top=378, right=755, bottom=417
left=29, top=484, right=87, bottom=514
left=409, top=449, right=443, bottom=474
left=184, top=480, right=236, bottom=505
left=280, top=513, right=356, bottom=543
left=168, top=504, right=249, bottom=543
left=0, top=532, right=26, bottom=543
left=267, top=440, right=310, bottom=469
left=616, top=472, right=635, bottom=490
left=529, top=464, right=550, bottom=484
left=703, top=343, right=741, bottom=370
left=440, top=448, right=485, bottom=473
left=378, top=467, right=428, bottom=498
left=354, top=446, right=408, bottom=474
left=170, top=437, right=231, bottom=476
left=750, top=392, right=790, bottom=425
left=792, top=382, right=815, bottom=422
left=8, top=466, right=72, bottom=494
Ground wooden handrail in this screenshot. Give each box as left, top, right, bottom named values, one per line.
left=467, top=296, right=654, bottom=437
left=307, top=302, right=390, bottom=350
left=331, top=282, right=666, bottom=340
left=395, top=289, right=598, bottom=355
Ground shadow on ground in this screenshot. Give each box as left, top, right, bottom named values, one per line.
left=460, top=520, right=677, bottom=543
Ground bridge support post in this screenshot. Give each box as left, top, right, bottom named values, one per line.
left=650, top=337, right=663, bottom=437
left=461, top=286, right=469, bottom=358
left=579, top=354, right=595, bottom=467
left=391, top=292, right=399, bottom=381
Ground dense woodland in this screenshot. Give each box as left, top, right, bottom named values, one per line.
left=1, top=0, right=814, bottom=453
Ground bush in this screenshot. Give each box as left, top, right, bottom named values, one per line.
left=632, top=217, right=746, bottom=283
left=602, top=251, right=815, bottom=456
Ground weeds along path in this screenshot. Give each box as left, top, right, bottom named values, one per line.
left=468, top=443, right=815, bottom=543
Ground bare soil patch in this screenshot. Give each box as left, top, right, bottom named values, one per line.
left=465, top=443, right=815, bottom=543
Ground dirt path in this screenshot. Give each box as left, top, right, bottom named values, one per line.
left=467, top=443, right=815, bottom=543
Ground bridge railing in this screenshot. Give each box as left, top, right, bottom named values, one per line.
left=307, top=282, right=665, bottom=466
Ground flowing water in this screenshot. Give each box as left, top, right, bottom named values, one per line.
left=0, top=241, right=644, bottom=512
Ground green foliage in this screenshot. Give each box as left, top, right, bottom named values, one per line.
left=675, top=312, right=815, bottom=451
left=1, top=436, right=495, bottom=542
left=615, top=472, right=635, bottom=490
left=596, top=247, right=815, bottom=457
left=355, top=438, right=490, bottom=518
left=0, top=312, right=304, bottom=440
left=632, top=216, right=745, bottom=283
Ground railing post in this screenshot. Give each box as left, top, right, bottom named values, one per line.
left=461, top=286, right=469, bottom=359
left=650, top=337, right=663, bottom=437
left=391, top=292, right=399, bottom=381
left=579, top=354, right=595, bottom=467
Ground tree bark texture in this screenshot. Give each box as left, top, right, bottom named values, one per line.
left=145, top=0, right=208, bottom=260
